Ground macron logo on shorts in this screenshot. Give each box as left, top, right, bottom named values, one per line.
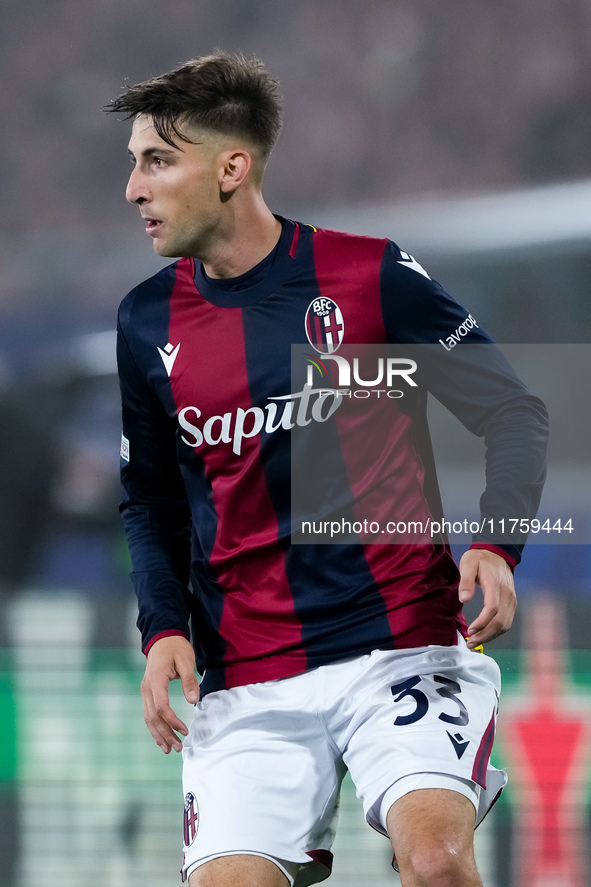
left=447, top=731, right=470, bottom=759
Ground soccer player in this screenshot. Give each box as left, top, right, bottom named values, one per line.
left=108, top=53, right=548, bottom=887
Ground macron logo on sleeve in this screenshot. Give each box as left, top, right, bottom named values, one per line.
left=397, top=251, right=431, bottom=280
left=157, top=342, right=181, bottom=376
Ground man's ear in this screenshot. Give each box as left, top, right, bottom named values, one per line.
left=219, top=150, right=252, bottom=194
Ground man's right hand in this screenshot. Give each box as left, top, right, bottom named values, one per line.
left=141, top=635, right=200, bottom=754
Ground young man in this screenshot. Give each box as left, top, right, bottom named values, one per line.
left=108, top=53, right=548, bottom=887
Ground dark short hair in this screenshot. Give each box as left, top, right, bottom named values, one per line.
left=106, top=52, right=283, bottom=159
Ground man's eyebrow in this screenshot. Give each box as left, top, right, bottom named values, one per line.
left=126, top=146, right=181, bottom=160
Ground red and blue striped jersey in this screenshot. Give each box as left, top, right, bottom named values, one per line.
left=117, top=219, right=548, bottom=694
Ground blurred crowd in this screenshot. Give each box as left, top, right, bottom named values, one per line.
left=3, top=0, right=591, bottom=328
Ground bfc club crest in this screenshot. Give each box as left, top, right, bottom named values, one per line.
left=305, top=298, right=345, bottom=354
left=183, top=792, right=199, bottom=847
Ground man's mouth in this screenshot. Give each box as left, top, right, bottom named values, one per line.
left=143, top=217, right=163, bottom=235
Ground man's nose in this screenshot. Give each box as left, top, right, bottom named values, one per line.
left=126, top=166, right=150, bottom=204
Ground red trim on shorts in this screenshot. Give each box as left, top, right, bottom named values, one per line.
left=469, top=543, right=517, bottom=571
left=143, top=630, right=190, bottom=656
left=472, top=709, right=496, bottom=789
left=306, top=849, right=333, bottom=875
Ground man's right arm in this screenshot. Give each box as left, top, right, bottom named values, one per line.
left=117, top=316, right=198, bottom=751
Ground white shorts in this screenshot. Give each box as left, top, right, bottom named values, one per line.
left=181, top=642, right=507, bottom=885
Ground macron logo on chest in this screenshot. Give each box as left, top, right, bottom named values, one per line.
left=157, top=342, right=181, bottom=376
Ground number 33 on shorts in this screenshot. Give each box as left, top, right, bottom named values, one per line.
left=391, top=674, right=468, bottom=727
left=387, top=669, right=498, bottom=777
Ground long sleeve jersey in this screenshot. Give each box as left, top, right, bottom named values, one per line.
left=117, top=218, right=548, bottom=695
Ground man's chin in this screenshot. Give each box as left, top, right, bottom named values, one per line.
left=152, top=239, right=182, bottom=259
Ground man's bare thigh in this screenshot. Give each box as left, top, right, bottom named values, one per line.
left=188, top=853, right=290, bottom=887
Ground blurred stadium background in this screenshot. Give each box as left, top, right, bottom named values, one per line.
left=1, top=2, right=591, bottom=885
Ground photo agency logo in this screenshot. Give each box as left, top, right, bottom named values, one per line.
left=304, top=298, right=418, bottom=398
left=304, top=351, right=418, bottom=399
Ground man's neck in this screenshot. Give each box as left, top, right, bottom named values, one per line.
left=201, top=203, right=282, bottom=279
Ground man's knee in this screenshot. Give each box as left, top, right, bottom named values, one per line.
left=188, top=853, right=290, bottom=887
left=397, top=839, right=480, bottom=887
left=386, top=788, right=482, bottom=887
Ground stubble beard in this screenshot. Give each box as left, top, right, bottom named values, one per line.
left=153, top=218, right=218, bottom=261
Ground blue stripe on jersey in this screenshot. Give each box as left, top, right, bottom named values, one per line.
left=181, top=459, right=227, bottom=687
left=124, top=263, right=180, bottom=415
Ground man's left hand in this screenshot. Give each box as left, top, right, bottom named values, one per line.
left=458, top=548, right=516, bottom=649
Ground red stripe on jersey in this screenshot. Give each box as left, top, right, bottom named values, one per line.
left=311, top=230, right=464, bottom=648
left=305, top=311, right=319, bottom=348
left=166, top=261, right=305, bottom=682
left=288, top=222, right=301, bottom=258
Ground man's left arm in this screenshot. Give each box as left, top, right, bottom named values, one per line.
left=380, top=241, right=549, bottom=639
left=428, top=345, right=547, bottom=645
